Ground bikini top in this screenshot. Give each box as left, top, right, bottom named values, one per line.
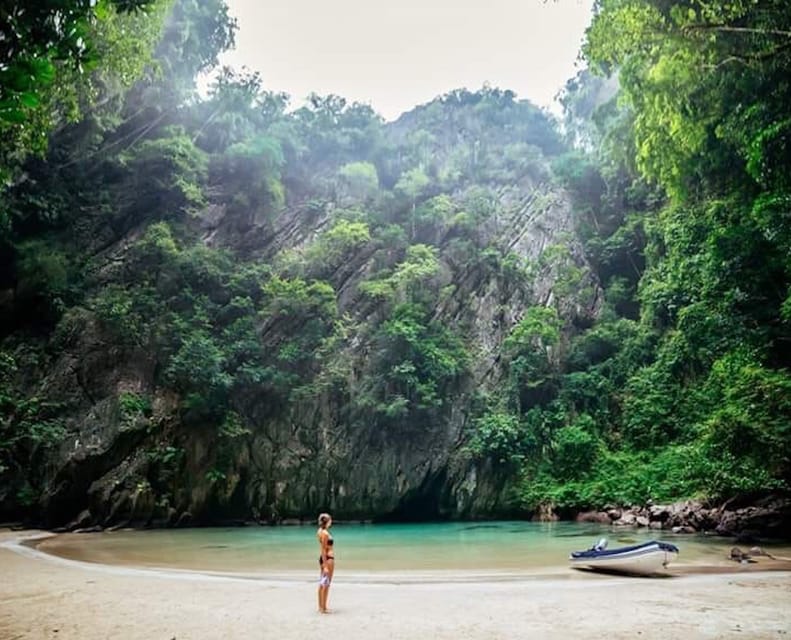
left=319, top=529, right=334, bottom=546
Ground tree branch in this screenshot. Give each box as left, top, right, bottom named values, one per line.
left=684, top=24, right=791, bottom=39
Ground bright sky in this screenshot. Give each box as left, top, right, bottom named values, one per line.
left=217, top=0, right=595, bottom=121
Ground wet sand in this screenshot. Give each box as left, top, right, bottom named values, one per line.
left=1, top=529, right=790, bottom=639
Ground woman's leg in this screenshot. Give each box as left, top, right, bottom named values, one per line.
left=322, top=560, right=334, bottom=612
left=318, top=579, right=329, bottom=611
left=318, top=559, right=325, bottom=612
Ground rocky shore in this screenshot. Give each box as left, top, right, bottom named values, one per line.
left=575, top=495, right=791, bottom=540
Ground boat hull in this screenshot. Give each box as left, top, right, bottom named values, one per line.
left=570, top=541, right=679, bottom=576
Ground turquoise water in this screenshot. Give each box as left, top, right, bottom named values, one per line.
left=37, top=521, right=791, bottom=576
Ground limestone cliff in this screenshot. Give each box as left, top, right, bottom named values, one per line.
left=0, top=91, right=600, bottom=528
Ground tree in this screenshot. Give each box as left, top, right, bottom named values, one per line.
left=585, top=0, right=791, bottom=200
left=338, top=161, right=379, bottom=202
left=0, top=0, right=168, bottom=182
left=395, top=167, right=430, bottom=238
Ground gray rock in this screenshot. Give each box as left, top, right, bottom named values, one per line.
left=648, top=504, right=670, bottom=521
left=615, top=513, right=637, bottom=526
left=73, top=525, right=103, bottom=533
left=671, top=525, right=696, bottom=534
left=576, top=511, right=611, bottom=524
left=66, top=509, right=93, bottom=531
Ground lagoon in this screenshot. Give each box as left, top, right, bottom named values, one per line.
left=35, top=521, right=791, bottom=578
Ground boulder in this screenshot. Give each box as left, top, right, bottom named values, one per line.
left=614, top=512, right=637, bottom=526
left=66, top=509, right=93, bottom=531
left=576, top=511, right=612, bottom=524
left=714, top=498, right=791, bottom=539
left=671, top=525, right=696, bottom=534
left=73, top=525, right=103, bottom=533
left=648, top=504, right=670, bottom=522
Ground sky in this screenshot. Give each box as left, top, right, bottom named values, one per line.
left=215, top=0, right=595, bottom=121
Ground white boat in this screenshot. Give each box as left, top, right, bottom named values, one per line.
left=570, top=538, right=679, bottom=575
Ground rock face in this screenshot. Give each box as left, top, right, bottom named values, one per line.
left=713, top=497, right=791, bottom=539
left=2, top=161, right=599, bottom=528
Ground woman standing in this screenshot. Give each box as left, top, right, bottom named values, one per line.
left=316, top=512, right=334, bottom=613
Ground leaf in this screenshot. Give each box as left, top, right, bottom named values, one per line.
left=0, top=108, right=27, bottom=124
left=19, top=92, right=40, bottom=108
left=28, top=59, right=57, bottom=85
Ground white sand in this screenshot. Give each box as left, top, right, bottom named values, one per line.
left=1, top=530, right=790, bottom=639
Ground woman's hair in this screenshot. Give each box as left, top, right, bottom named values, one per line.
left=318, top=512, right=332, bottom=528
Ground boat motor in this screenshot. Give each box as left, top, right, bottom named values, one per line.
left=593, top=537, right=608, bottom=551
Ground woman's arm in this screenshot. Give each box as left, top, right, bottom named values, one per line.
left=318, top=530, right=329, bottom=562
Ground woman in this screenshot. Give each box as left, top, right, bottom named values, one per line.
left=316, top=512, right=334, bottom=613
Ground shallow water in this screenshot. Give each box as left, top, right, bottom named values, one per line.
left=36, top=521, right=791, bottom=576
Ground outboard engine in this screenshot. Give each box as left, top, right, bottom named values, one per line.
left=593, top=537, right=608, bottom=551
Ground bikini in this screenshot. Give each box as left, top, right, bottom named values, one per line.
left=319, top=533, right=334, bottom=565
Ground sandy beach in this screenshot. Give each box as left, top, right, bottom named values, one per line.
left=1, top=530, right=790, bottom=640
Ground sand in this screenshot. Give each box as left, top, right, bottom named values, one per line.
left=1, top=529, right=790, bottom=640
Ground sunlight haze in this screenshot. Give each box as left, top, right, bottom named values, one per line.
left=218, top=0, right=595, bottom=119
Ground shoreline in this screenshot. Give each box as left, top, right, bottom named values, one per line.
left=2, top=529, right=791, bottom=639
left=7, top=529, right=791, bottom=584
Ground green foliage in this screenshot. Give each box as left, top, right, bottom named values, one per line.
left=503, top=306, right=562, bottom=410
left=119, top=391, right=152, bottom=417
left=504, top=307, right=561, bottom=354
left=304, top=219, right=371, bottom=274
left=395, top=167, right=430, bottom=202
left=382, top=86, right=564, bottom=189
left=359, top=303, right=468, bottom=420
left=538, top=243, right=590, bottom=302
left=359, top=244, right=440, bottom=306
left=121, top=128, right=208, bottom=216
left=552, top=417, right=600, bottom=481
left=506, top=0, right=790, bottom=512
left=518, top=445, right=698, bottom=510
left=288, top=93, right=383, bottom=175
left=467, top=411, right=529, bottom=465
left=621, top=363, right=682, bottom=448
left=165, top=329, right=231, bottom=396
left=585, top=0, right=791, bottom=200
left=154, top=0, right=237, bottom=91
left=0, top=0, right=168, bottom=182
left=698, top=350, right=791, bottom=493
left=338, top=161, right=379, bottom=201
left=193, top=68, right=280, bottom=152
left=2, top=0, right=789, bottom=522
left=0, top=350, right=67, bottom=483
left=14, top=240, right=71, bottom=299
left=210, top=135, right=285, bottom=219
left=262, top=276, right=337, bottom=321
left=218, top=411, right=250, bottom=439
left=92, top=284, right=155, bottom=344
